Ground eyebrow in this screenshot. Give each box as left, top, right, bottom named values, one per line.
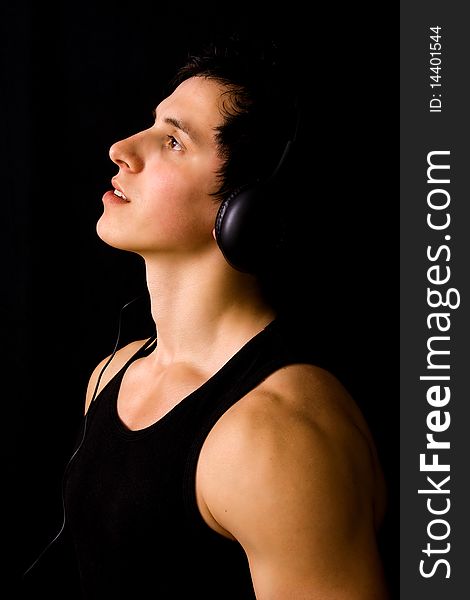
left=152, top=109, right=199, bottom=144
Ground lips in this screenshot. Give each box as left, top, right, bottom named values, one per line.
left=102, top=190, right=129, bottom=205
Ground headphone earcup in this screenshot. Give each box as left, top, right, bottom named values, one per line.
left=215, top=180, right=283, bottom=273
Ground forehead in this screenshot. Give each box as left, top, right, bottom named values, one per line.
left=157, top=77, right=227, bottom=137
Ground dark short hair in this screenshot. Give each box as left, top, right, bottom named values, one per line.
left=169, top=33, right=299, bottom=203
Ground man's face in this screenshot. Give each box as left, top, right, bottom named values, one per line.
left=97, top=76, right=226, bottom=259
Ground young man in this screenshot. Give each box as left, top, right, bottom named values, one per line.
left=63, top=37, right=390, bottom=599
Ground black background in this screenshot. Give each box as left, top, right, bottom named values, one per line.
left=2, top=2, right=397, bottom=597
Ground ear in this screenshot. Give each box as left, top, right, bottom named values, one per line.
left=212, top=227, right=217, bottom=241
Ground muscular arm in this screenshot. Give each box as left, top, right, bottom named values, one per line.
left=197, top=365, right=389, bottom=599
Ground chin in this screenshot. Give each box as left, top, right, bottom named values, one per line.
left=96, top=220, right=132, bottom=251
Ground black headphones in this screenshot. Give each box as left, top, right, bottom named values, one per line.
left=214, top=102, right=300, bottom=274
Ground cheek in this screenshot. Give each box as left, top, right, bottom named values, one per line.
left=142, top=168, right=218, bottom=240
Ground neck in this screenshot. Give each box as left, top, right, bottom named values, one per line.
left=142, top=254, right=276, bottom=368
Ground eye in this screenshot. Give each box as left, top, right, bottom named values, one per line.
left=165, top=135, right=183, bottom=152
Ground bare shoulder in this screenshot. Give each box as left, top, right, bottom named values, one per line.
left=206, top=363, right=385, bottom=512
left=258, top=363, right=387, bottom=522
left=84, top=338, right=152, bottom=413
left=255, top=363, right=382, bottom=464
left=197, top=363, right=390, bottom=597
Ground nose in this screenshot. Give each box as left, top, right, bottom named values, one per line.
left=109, top=133, right=144, bottom=172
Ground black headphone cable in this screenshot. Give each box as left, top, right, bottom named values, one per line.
left=22, top=295, right=148, bottom=578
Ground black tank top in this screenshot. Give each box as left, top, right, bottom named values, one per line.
left=64, top=317, right=321, bottom=599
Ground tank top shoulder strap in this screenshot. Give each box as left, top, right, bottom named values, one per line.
left=182, top=317, right=320, bottom=523
left=90, top=333, right=157, bottom=407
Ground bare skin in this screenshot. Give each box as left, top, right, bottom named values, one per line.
left=87, top=76, right=390, bottom=599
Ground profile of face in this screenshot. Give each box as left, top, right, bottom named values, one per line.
left=97, top=77, right=227, bottom=262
